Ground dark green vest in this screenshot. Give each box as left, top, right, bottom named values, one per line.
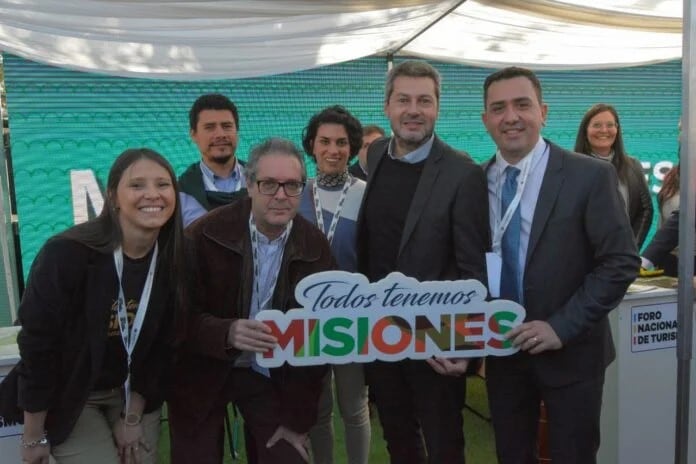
left=178, top=162, right=248, bottom=211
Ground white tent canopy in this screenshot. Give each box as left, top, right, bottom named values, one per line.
left=0, top=0, right=684, bottom=79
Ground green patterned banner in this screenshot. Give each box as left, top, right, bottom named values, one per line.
left=2, top=53, right=681, bottom=293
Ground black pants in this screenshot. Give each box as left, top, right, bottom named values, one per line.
left=486, top=357, right=605, bottom=464
left=365, top=359, right=467, bottom=464
left=169, top=368, right=307, bottom=464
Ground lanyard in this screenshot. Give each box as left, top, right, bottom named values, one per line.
left=112, top=242, right=158, bottom=414
left=248, top=215, right=291, bottom=315
left=492, top=156, right=532, bottom=254
left=312, top=177, right=351, bottom=245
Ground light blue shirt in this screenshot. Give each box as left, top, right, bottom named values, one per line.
left=387, top=134, right=435, bottom=164
left=179, top=160, right=246, bottom=226
left=236, top=223, right=290, bottom=377
left=487, top=137, right=549, bottom=288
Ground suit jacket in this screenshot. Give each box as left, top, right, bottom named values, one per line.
left=642, top=209, right=696, bottom=274
left=486, top=142, right=639, bottom=387
left=357, top=135, right=490, bottom=285
left=348, top=161, right=367, bottom=181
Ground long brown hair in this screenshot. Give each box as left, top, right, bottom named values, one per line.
left=658, top=163, right=680, bottom=211
left=60, top=148, right=186, bottom=314
left=574, top=103, right=630, bottom=183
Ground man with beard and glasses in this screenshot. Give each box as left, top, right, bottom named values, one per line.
left=178, top=93, right=248, bottom=226
left=356, top=60, right=490, bottom=463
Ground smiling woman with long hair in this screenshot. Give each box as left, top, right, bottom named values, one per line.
left=0, top=148, right=184, bottom=464
left=574, top=103, right=654, bottom=248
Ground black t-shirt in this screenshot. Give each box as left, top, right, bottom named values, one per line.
left=93, top=249, right=152, bottom=391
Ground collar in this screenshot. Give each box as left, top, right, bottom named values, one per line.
left=255, top=218, right=292, bottom=246
left=317, top=170, right=349, bottom=188
left=493, top=137, right=547, bottom=175
left=199, top=159, right=241, bottom=182
left=590, top=150, right=615, bottom=162
left=195, top=198, right=322, bottom=264
left=387, top=134, right=435, bottom=164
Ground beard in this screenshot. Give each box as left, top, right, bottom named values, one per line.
left=209, top=154, right=234, bottom=165
left=395, top=127, right=433, bottom=151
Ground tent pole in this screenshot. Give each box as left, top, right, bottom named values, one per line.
left=388, top=0, right=467, bottom=55
left=675, top=0, right=696, bottom=462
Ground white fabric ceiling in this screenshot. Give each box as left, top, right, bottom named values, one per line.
left=0, top=0, right=683, bottom=79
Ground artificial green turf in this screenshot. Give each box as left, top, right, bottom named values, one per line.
left=157, top=375, right=496, bottom=463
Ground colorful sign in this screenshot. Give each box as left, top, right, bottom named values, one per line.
left=255, top=271, right=525, bottom=368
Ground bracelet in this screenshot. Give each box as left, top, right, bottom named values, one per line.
left=21, top=433, right=49, bottom=448
left=120, top=412, right=142, bottom=426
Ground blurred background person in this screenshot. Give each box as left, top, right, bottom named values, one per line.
left=642, top=120, right=685, bottom=277
left=349, top=124, right=385, bottom=181
left=658, top=164, right=680, bottom=226
left=0, top=148, right=183, bottom=464
left=574, top=103, right=653, bottom=249
left=300, top=105, right=370, bottom=464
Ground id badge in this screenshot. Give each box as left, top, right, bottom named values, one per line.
left=486, top=252, right=502, bottom=298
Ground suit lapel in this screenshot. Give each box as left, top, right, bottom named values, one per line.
left=398, top=138, right=442, bottom=255
left=526, top=143, right=565, bottom=267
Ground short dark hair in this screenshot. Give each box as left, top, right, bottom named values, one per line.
left=483, top=67, right=543, bottom=107
left=385, top=60, right=441, bottom=102
left=189, top=93, right=239, bottom=131
left=363, top=125, right=385, bottom=137
left=245, top=138, right=307, bottom=183
left=301, top=105, right=364, bottom=161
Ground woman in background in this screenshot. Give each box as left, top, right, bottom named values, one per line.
left=299, top=105, right=370, bottom=464
left=0, top=148, right=184, bottom=464
left=574, top=103, right=654, bottom=248
left=658, top=164, right=680, bottom=226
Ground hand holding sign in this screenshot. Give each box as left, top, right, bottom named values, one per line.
left=506, top=320, right=562, bottom=355
left=426, top=357, right=471, bottom=376
left=227, top=319, right=278, bottom=352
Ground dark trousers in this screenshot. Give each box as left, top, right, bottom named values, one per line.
left=169, top=368, right=307, bottom=464
left=486, top=357, right=605, bottom=464
left=365, top=359, right=467, bottom=464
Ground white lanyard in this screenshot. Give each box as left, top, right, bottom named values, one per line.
left=112, top=242, right=158, bottom=414
left=312, top=177, right=351, bottom=245
left=248, top=215, right=291, bottom=314
left=492, top=157, right=532, bottom=254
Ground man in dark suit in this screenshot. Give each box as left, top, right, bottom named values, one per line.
left=481, top=66, right=639, bottom=464
left=356, top=60, right=490, bottom=463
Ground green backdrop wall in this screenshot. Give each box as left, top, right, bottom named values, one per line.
left=1, top=53, right=682, bottom=292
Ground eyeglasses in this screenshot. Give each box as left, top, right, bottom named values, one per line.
left=590, top=122, right=618, bottom=130
left=256, top=179, right=305, bottom=197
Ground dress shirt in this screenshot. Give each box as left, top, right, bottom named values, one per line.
left=180, top=160, right=246, bottom=226
left=236, top=221, right=290, bottom=377
left=488, top=137, right=549, bottom=290
left=387, top=134, right=435, bottom=164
